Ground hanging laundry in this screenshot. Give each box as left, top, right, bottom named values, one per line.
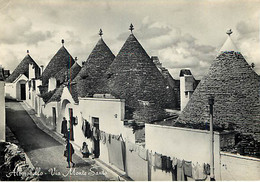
left=171, top=167, right=177, bottom=181
left=101, top=132, right=106, bottom=144
left=192, top=163, right=207, bottom=181
left=151, top=153, right=155, bottom=167
left=107, top=134, right=111, bottom=144
left=203, top=163, right=210, bottom=175
left=177, top=159, right=186, bottom=181
left=100, top=131, right=103, bottom=141
left=97, top=129, right=100, bottom=140
left=74, top=116, right=78, bottom=125
left=127, top=141, right=136, bottom=152
left=82, top=120, right=86, bottom=136
left=183, top=160, right=192, bottom=177
left=138, top=146, right=147, bottom=161
left=172, top=157, right=178, bottom=170
left=86, top=121, right=92, bottom=138
left=93, top=127, right=97, bottom=139
left=92, top=127, right=100, bottom=140
left=107, top=137, right=125, bottom=171
left=161, top=155, right=167, bottom=171
left=125, top=141, right=149, bottom=181
left=166, top=156, right=172, bottom=173
left=154, top=152, right=162, bottom=169
left=115, top=135, right=121, bottom=140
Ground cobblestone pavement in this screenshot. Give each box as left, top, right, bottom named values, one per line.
left=5, top=100, right=116, bottom=181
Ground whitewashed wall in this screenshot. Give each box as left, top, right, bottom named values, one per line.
left=74, top=97, right=126, bottom=164
left=5, top=74, right=28, bottom=100
left=5, top=83, right=15, bottom=99
left=220, top=152, right=260, bottom=180
left=145, top=123, right=221, bottom=180
left=79, top=97, right=125, bottom=136
left=0, top=81, right=5, bottom=141
left=41, top=102, right=58, bottom=129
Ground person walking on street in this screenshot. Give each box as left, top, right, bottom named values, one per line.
left=61, top=117, right=67, bottom=138
left=65, top=139, right=75, bottom=168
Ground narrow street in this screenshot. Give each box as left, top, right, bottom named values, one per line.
left=5, top=100, right=114, bottom=181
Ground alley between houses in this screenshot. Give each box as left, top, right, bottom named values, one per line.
left=5, top=100, right=115, bottom=181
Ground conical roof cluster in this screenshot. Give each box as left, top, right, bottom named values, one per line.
left=53, top=61, right=81, bottom=86
left=106, top=34, right=177, bottom=122
left=177, top=32, right=260, bottom=139
left=6, top=53, right=40, bottom=83
left=75, top=38, right=115, bottom=97
left=41, top=45, right=75, bottom=86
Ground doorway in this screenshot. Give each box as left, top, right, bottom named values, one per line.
left=52, top=107, right=57, bottom=130
left=92, top=117, right=100, bottom=158
left=68, top=108, right=74, bottom=141
left=20, top=84, right=26, bottom=100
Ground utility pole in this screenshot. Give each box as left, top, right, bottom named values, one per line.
left=208, top=95, right=215, bottom=181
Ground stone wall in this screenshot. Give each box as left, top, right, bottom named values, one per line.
left=0, top=142, right=38, bottom=181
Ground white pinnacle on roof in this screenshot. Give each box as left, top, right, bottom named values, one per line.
left=220, top=29, right=239, bottom=52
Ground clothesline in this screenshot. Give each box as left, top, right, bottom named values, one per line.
left=80, top=118, right=210, bottom=181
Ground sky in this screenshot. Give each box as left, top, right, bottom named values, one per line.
left=0, top=0, right=260, bottom=79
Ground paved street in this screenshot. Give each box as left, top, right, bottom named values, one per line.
left=5, top=100, right=115, bottom=181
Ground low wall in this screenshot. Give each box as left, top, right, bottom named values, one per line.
left=220, top=152, right=260, bottom=180
left=145, top=123, right=221, bottom=180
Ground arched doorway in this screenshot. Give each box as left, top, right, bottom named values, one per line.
left=58, top=99, right=72, bottom=136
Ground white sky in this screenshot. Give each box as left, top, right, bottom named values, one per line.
left=0, top=0, right=260, bottom=79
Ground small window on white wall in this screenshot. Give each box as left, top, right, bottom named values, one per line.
left=185, top=91, right=188, bottom=98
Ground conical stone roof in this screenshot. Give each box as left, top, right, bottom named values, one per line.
left=178, top=34, right=260, bottom=140
left=41, top=46, right=75, bottom=86
left=53, top=61, right=81, bottom=86
left=43, top=61, right=82, bottom=104
left=6, top=54, right=40, bottom=83
left=106, top=34, right=177, bottom=122
left=75, top=38, right=115, bottom=97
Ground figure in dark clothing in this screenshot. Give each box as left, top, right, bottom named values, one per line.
left=68, top=119, right=74, bottom=141
left=61, top=117, right=67, bottom=138
left=65, top=139, right=75, bottom=168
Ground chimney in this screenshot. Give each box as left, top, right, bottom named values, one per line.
left=27, top=50, right=29, bottom=55
left=40, top=65, right=44, bottom=76
left=62, top=39, right=64, bottom=46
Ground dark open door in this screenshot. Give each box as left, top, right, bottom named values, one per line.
left=92, top=117, right=100, bottom=158
left=68, top=108, right=74, bottom=141
left=20, top=84, right=26, bottom=100
left=52, top=107, right=56, bottom=130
